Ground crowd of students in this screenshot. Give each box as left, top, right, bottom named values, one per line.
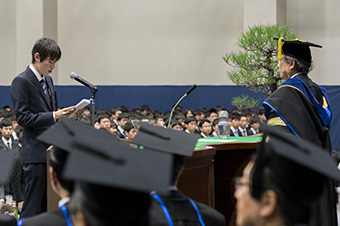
left=0, top=103, right=264, bottom=216
left=78, top=104, right=267, bottom=140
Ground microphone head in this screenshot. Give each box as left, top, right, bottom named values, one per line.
left=186, top=84, right=197, bottom=96
left=70, top=72, right=77, bottom=79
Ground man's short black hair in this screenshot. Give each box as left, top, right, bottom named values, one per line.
left=0, top=119, right=12, bottom=128
left=122, top=122, right=134, bottom=133
left=249, top=116, right=260, bottom=125
left=205, top=108, right=217, bottom=118
left=230, top=113, right=240, bottom=121
left=96, top=115, right=110, bottom=124
left=170, top=120, right=182, bottom=129
left=118, top=113, right=130, bottom=121
left=111, top=107, right=122, bottom=114
left=31, top=37, right=61, bottom=64
left=184, top=117, right=196, bottom=124
left=212, top=118, right=219, bottom=127
left=199, top=119, right=211, bottom=128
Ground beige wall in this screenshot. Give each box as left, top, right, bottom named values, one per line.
left=1, top=0, right=339, bottom=86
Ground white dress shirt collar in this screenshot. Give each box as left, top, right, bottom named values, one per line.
left=58, top=197, right=71, bottom=207
left=2, top=136, right=12, bottom=147
left=29, top=64, right=44, bottom=82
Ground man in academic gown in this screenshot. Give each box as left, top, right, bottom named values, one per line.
left=263, top=37, right=336, bottom=226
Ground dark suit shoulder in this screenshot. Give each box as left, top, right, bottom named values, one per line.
left=196, top=202, right=226, bottom=226
left=0, top=214, right=17, bottom=226
left=149, top=191, right=226, bottom=226
left=21, top=208, right=67, bottom=226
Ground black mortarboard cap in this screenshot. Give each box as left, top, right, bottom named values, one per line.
left=251, top=125, right=340, bottom=204
left=37, top=117, right=119, bottom=151
left=0, top=150, right=15, bottom=184
left=132, top=123, right=201, bottom=157
left=60, top=120, right=173, bottom=194
left=275, top=37, right=322, bottom=66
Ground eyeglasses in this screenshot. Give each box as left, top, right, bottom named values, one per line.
left=234, top=177, right=250, bottom=190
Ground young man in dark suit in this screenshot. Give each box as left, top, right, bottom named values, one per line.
left=0, top=119, right=20, bottom=151
left=0, top=119, right=24, bottom=212
left=10, top=38, right=75, bottom=217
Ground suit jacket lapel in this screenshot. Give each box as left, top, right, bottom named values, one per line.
left=45, top=76, right=56, bottom=110
left=26, top=67, right=53, bottom=110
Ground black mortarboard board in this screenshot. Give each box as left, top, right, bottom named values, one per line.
left=60, top=120, right=173, bottom=194
left=37, top=117, right=119, bottom=151
left=132, top=123, right=201, bottom=157
left=0, top=150, right=15, bottom=184
left=251, top=124, right=340, bottom=204
left=275, top=37, right=322, bottom=66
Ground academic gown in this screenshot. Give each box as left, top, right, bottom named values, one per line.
left=20, top=203, right=70, bottom=226
left=149, top=190, right=226, bottom=226
left=263, top=73, right=336, bottom=226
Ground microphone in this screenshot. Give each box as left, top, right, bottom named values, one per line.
left=70, top=72, right=98, bottom=92
left=167, top=84, right=197, bottom=128
left=185, top=84, right=197, bottom=96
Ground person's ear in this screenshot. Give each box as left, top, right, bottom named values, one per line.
left=34, top=52, right=40, bottom=63
left=49, top=167, right=58, bottom=187
left=259, top=190, right=278, bottom=217
left=289, top=60, right=296, bottom=71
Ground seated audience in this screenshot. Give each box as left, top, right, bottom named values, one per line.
left=115, top=113, right=130, bottom=139
left=174, top=114, right=185, bottom=128
left=96, top=115, right=111, bottom=131
left=184, top=109, right=194, bottom=118
left=229, top=113, right=241, bottom=137
left=141, top=105, right=151, bottom=116
left=211, top=118, right=219, bottom=137
left=0, top=119, right=23, bottom=212
left=81, top=106, right=90, bottom=119
left=110, top=107, right=122, bottom=126
left=155, top=114, right=165, bottom=127
left=122, top=122, right=137, bottom=140
left=238, top=114, right=250, bottom=137
left=170, top=120, right=183, bottom=131
left=0, top=141, right=21, bottom=226
left=193, top=110, right=203, bottom=122
left=205, top=109, right=218, bottom=123
left=248, top=116, right=260, bottom=135
left=258, top=107, right=267, bottom=123
left=184, top=117, right=197, bottom=134
left=199, top=119, right=212, bottom=138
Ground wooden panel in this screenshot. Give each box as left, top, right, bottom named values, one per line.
left=210, top=142, right=259, bottom=226
left=47, top=149, right=60, bottom=211
left=178, top=147, right=215, bottom=207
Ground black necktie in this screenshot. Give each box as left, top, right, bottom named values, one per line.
left=7, top=142, right=11, bottom=149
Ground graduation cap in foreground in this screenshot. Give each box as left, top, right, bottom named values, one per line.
left=132, top=123, right=201, bottom=157
left=274, top=37, right=322, bottom=66
left=251, top=124, right=340, bottom=204
left=37, top=117, right=119, bottom=151
left=41, top=119, right=172, bottom=194
left=0, top=151, right=15, bottom=184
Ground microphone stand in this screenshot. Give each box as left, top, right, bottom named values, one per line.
left=167, top=85, right=197, bottom=128
left=89, top=87, right=97, bottom=127
left=167, top=95, right=187, bottom=128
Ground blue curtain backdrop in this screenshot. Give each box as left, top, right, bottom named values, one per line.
left=2, top=85, right=340, bottom=150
